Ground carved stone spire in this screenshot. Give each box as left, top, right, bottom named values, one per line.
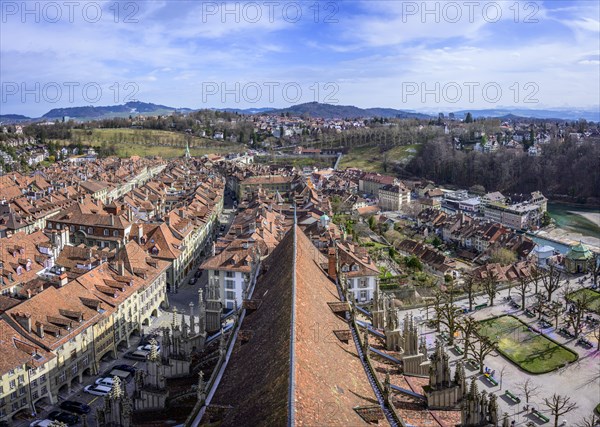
left=197, top=370, right=206, bottom=401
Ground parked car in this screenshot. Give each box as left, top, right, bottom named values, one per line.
left=59, top=400, right=91, bottom=414
left=112, top=364, right=137, bottom=374
left=138, top=344, right=160, bottom=352
left=48, top=410, right=80, bottom=426
left=84, top=384, right=111, bottom=396
left=29, top=420, right=55, bottom=427
left=124, top=350, right=149, bottom=361
left=95, top=377, right=115, bottom=387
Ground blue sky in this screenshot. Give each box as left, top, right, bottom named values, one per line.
left=1, top=0, right=599, bottom=116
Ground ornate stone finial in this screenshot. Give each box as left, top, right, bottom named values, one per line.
left=108, top=376, right=123, bottom=400
left=383, top=369, right=392, bottom=402
left=198, top=288, right=204, bottom=306
left=172, top=307, right=178, bottom=330
left=469, top=376, right=478, bottom=396
left=219, top=327, right=226, bottom=355
left=488, top=393, right=499, bottom=425
left=502, top=413, right=510, bottom=427
left=148, top=338, right=160, bottom=362
left=197, top=370, right=207, bottom=401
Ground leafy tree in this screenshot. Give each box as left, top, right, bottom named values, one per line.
left=405, top=255, right=423, bottom=272
left=489, top=248, right=517, bottom=265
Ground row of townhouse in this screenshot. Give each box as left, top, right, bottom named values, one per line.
left=133, top=177, right=225, bottom=292
left=417, top=209, right=535, bottom=261
left=0, top=241, right=168, bottom=425
left=201, top=202, right=287, bottom=309
left=329, top=241, right=380, bottom=304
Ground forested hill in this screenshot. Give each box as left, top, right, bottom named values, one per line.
left=401, top=139, right=600, bottom=203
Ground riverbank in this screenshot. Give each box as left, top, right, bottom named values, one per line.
left=533, top=226, right=600, bottom=253
left=547, top=202, right=600, bottom=240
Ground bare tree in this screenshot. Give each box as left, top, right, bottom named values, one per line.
left=559, top=281, right=574, bottom=308
left=515, top=274, right=531, bottom=309
left=592, top=323, right=600, bottom=351
left=543, top=393, right=578, bottom=427
left=541, top=263, right=563, bottom=301
left=590, top=253, right=600, bottom=286
left=468, top=328, right=498, bottom=374
left=547, top=302, right=563, bottom=329
left=516, top=379, right=540, bottom=408
left=462, top=273, right=478, bottom=312
left=530, top=265, right=543, bottom=295
left=482, top=271, right=499, bottom=307
left=458, top=316, right=478, bottom=358
left=433, top=287, right=462, bottom=345
left=576, top=414, right=600, bottom=427
left=565, top=292, right=593, bottom=338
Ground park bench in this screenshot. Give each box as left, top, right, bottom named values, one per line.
left=532, top=409, right=550, bottom=423
left=467, top=359, right=480, bottom=370
left=577, top=337, right=593, bottom=348
left=525, top=308, right=535, bottom=317
left=453, top=345, right=464, bottom=355
left=483, top=373, right=498, bottom=386
left=539, top=319, right=552, bottom=328
left=474, top=303, right=488, bottom=311
left=559, top=327, right=575, bottom=338
left=504, top=390, right=521, bottom=403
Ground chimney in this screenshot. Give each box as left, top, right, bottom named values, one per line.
left=118, top=260, right=125, bottom=276
left=110, top=215, right=115, bottom=226
left=36, top=322, right=44, bottom=338
left=179, top=208, right=185, bottom=218
left=328, top=247, right=337, bottom=280
left=14, top=312, right=32, bottom=332
left=164, top=215, right=170, bottom=226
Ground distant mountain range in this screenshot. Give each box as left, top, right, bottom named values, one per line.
left=1, top=101, right=598, bottom=123
left=449, top=108, right=600, bottom=122
left=263, top=102, right=431, bottom=119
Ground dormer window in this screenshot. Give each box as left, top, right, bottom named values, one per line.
left=16, top=266, right=23, bottom=276
left=104, top=229, right=109, bottom=236
left=351, top=264, right=359, bottom=272
left=87, top=227, right=93, bottom=234
left=341, top=264, right=349, bottom=272
left=113, top=230, right=119, bottom=237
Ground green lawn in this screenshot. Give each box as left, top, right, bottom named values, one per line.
left=52, top=128, right=245, bottom=158
left=567, top=288, right=600, bottom=314
left=478, top=315, right=578, bottom=374
left=339, top=144, right=421, bottom=172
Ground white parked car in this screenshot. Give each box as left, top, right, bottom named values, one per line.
left=137, top=344, right=160, bottom=352
left=83, top=384, right=111, bottom=396
left=95, top=377, right=115, bottom=387
left=30, top=420, right=55, bottom=427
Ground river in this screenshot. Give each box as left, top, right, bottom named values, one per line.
left=547, top=202, right=600, bottom=238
